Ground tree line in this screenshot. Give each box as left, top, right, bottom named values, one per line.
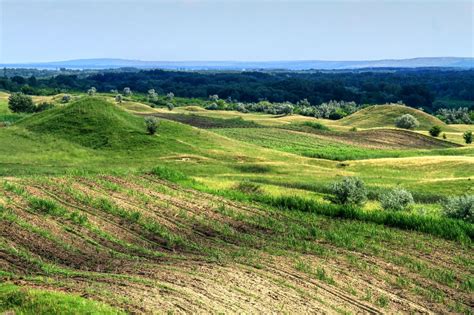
left=0, top=68, right=473, bottom=112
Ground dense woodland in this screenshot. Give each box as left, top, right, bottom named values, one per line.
left=1, top=68, right=473, bottom=112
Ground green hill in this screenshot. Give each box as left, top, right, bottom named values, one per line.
left=18, top=97, right=157, bottom=149
left=339, top=104, right=451, bottom=130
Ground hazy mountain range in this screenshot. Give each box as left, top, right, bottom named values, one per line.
left=1, top=57, right=473, bottom=70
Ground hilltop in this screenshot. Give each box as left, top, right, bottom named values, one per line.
left=339, top=104, right=451, bottom=130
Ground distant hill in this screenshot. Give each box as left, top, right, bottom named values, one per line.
left=2, top=57, right=473, bottom=70
left=339, top=104, right=452, bottom=130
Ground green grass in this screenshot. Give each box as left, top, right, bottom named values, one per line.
left=214, top=127, right=471, bottom=161
left=339, top=104, right=451, bottom=130
left=0, top=283, right=122, bottom=314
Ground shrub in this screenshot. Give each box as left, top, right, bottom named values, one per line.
left=144, top=116, right=158, bottom=135
left=395, top=114, right=419, bottom=129
left=463, top=131, right=472, bottom=144
left=302, top=121, right=330, bottom=131
left=61, top=94, right=71, bottom=103
left=166, top=102, right=174, bottom=111
left=429, top=126, right=441, bottom=137
left=330, top=177, right=367, bottom=206
left=87, top=87, right=96, bottom=96
left=442, top=133, right=447, bottom=139
left=235, top=180, right=263, bottom=195
left=379, top=188, right=414, bottom=211
left=442, top=195, right=473, bottom=223
left=35, top=102, right=54, bottom=112
left=115, top=94, right=123, bottom=103
left=8, top=93, right=35, bottom=113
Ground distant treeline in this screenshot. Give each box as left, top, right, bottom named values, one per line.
left=1, top=68, right=473, bottom=111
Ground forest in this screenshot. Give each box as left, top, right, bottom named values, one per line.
left=1, top=68, right=473, bottom=112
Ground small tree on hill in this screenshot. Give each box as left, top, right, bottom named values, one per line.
left=395, top=114, right=419, bottom=129
left=330, top=177, right=367, bottom=206
left=144, top=116, right=159, bottom=135
left=87, top=87, right=96, bottom=96
left=166, top=92, right=174, bottom=100
left=443, top=195, right=473, bottom=223
left=61, top=94, right=71, bottom=103
left=166, top=102, right=174, bottom=111
left=115, top=94, right=123, bottom=103
left=123, top=87, right=132, bottom=96
left=429, top=126, right=442, bottom=137
left=8, top=93, right=35, bottom=113
left=463, top=131, right=473, bottom=144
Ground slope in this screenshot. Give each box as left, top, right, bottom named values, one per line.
left=0, top=174, right=472, bottom=313
left=339, top=104, right=451, bottom=130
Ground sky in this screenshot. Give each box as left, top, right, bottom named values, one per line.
left=0, top=0, right=472, bottom=63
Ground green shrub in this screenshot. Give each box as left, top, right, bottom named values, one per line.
left=235, top=180, right=263, bottom=195
left=302, top=121, right=330, bottom=131
left=8, top=93, right=35, bottom=113
left=144, top=116, right=159, bottom=135
left=429, top=126, right=442, bottom=137
left=443, top=195, right=473, bottom=223
left=463, top=131, right=473, bottom=144
left=35, top=102, right=54, bottom=113
left=395, top=114, right=419, bottom=129
left=379, top=188, right=414, bottom=211
left=330, top=177, right=367, bottom=206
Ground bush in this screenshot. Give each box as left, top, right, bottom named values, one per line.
left=443, top=195, right=473, bottom=223
left=8, top=93, right=35, bottom=113
left=35, top=102, right=54, bottom=112
left=379, top=188, right=414, bottom=211
left=330, top=177, right=367, bottom=206
left=166, top=102, right=174, bottom=111
left=429, top=125, right=442, bottom=137
left=235, top=180, right=263, bottom=195
left=395, top=114, right=419, bottom=129
left=463, top=131, right=472, bottom=144
left=61, top=94, right=71, bottom=103
left=144, top=116, right=159, bottom=135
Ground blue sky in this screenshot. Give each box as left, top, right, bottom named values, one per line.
left=0, top=0, right=472, bottom=63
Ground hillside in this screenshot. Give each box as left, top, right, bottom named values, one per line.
left=339, top=104, right=451, bottom=130
left=1, top=175, right=472, bottom=313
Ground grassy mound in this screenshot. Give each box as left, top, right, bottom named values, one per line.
left=339, top=104, right=449, bottom=130
left=18, top=97, right=156, bottom=149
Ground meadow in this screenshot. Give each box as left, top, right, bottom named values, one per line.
left=0, top=92, right=473, bottom=314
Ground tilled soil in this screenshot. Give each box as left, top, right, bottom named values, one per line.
left=0, top=175, right=472, bottom=314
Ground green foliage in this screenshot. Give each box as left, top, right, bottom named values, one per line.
left=0, top=283, right=122, bottom=314
left=301, top=121, right=330, bottom=131
left=330, top=177, right=367, bottom=206
left=429, top=125, right=442, bottom=137
left=8, top=93, right=35, bottom=113
left=379, top=188, right=414, bottom=211
left=35, top=102, right=54, bottom=113
left=29, top=197, right=66, bottom=216
left=144, top=116, right=159, bottom=135
left=463, top=131, right=473, bottom=144
left=443, top=195, right=473, bottom=223
left=395, top=114, right=420, bottom=129
left=235, top=180, right=263, bottom=195
left=150, top=166, right=189, bottom=182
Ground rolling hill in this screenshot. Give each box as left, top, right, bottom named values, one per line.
left=339, top=104, right=451, bottom=130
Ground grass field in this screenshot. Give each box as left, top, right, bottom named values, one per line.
left=0, top=93, right=473, bottom=313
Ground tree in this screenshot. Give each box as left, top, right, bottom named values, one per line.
left=123, top=87, right=132, bottom=96
left=144, top=116, right=159, bottom=135
left=166, top=102, right=174, bottom=111
left=61, top=94, right=71, bottom=103
left=330, top=177, right=367, bottom=206
left=148, top=89, right=157, bottom=101
left=429, top=126, right=442, bottom=137
left=463, top=131, right=473, bottom=144
left=208, top=94, right=219, bottom=101
left=8, top=93, right=35, bottom=113
left=395, top=114, right=419, bottom=129
left=87, top=87, right=97, bottom=96
left=166, top=92, right=174, bottom=100
left=115, top=94, right=123, bottom=103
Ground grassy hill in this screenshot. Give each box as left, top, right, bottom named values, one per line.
left=339, top=104, right=451, bottom=130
